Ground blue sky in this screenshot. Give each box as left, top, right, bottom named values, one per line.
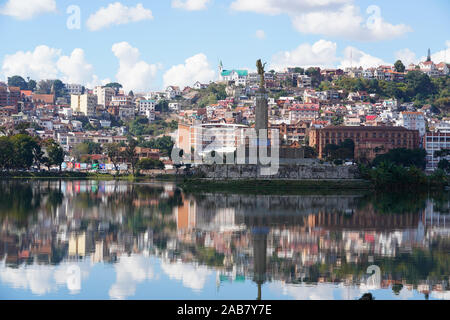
left=0, top=0, right=449, bottom=91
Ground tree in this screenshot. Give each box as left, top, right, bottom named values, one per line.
left=27, top=79, right=37, bottom=91
left=0, top=136, right=13, bottom=171
left=10, top=134, right=40, bottom=170
left=72, top=143, right=89, bottom=161
left=438, top=159, right=450, bottom=172
left=323, top=139, right=354, bottom=161
left=32, top=143, right=45, bottom=171
left=405, top=71, right=436, bottom=102
left=36, top=80, right=53, bottom=94
left=45, top=139, right=65, bottom=171
left=304, top=146, right=318, bottom=159
left=331, top=116, right=344, bottom=126
left=7, top=76, right=28, bottom=90
left=141, top=136, right=174, bottom=156
left=105, top=82, right=123, bottom=94
left=52, top=80, right=66, bottom=97
left=155, top=100, right=169, bottom=113
left=124, top=139, right=139, bottom=175
left=372, top=148, right=427, bottom=169
left=394, top=60, right=406, bottom=73
left=294, top=67, right=304, bottom=74
left=137, top=158, right=165, bottom=170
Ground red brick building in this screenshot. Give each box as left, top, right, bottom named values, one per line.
left=309, top=126, right=420, bottom=161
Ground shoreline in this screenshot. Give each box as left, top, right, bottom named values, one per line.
left=178, top=178, right=374, bottom=193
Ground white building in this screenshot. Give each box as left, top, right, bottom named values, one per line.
left=65, top=83, right=83, bottom=95
left=297, top=75, right=312, bottom=88
left=419, top=61, right=440, bottom=78
left=118, top=106, right=135, bottom=120
left=58, top=107, right=73, bottom=119
left=218, top=62, right=248, bottom=86
left=70, top=94, right=96, bottom=117
left=139, top=99, right=156, bottom=121
left=93, top=86, right=115, bottom=107
left=398, top=112, right=426, bottom=137
left=424, top=130, right=450, bottom=171
left=139, top=99, right=156, bottom=114
left=169, top=102, right=181, bottom=113
left=166, top=86, right=181, bottom=99
left=193, top=82, right=208, bottom=90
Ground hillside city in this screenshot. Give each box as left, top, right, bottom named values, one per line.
left=0, top=49, right=449, bottom=175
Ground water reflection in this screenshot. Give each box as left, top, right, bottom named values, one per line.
left=0, top=180, right=448, bottom=300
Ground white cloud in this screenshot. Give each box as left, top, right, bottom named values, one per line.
left=112, top=42, right=159, bottom=92
left=231, top=0, right=352, bottom=15
left=1, top=45, right=107, bottom=88
left=109, top=254, right=156, bottom=300
left=0, top=0, right=56, bottom=20
left=57, top=49, right=97, bottom=86
left=428, top=41, right=450, bottom=64
left=270, top=40, right=387, bottom=71
left=270, top=40, right=338, bottom=71
left=172, top=0, right=211, bottom=11
left=231, top=1, right=411, bottom=41
left=395, top=48, right=417, bottom=66
left=255, top=30, right=266, bottom=39
left=163, top=53, right=215, bottom=88
left=395, top=42, right=450, bottom=67
left=161, top=260, right=211, bottom=291
left=1, top=45, right=61, bottom=80
left=339, top=46, right=387, bottom=69
left=0, top=260, right=91, bottom=296
left=86, top=2, right=153, bottom=31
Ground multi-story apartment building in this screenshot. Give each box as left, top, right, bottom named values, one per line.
left=111, top=95, right=133, bottom=108
left=139, top=99, right=156, bottom=121
left=177, top=123, right=248, bottom=156
left=139, top=99, right=156, bottom=115
left=398, top=112, right=426, bottom=137
left=111, top=94, right=134, bottom=120
left=70, top=94, right=96, bottom=117
left=93, top=86, right=115, bottom=107
left=289, top=104, right=320, bottom=122
left=65, top=83, right=83, bottom=95
left=297, top=75, right=312, bottom=88
left=270, top=122, right=309, bottom=145
left=424, top=130, right=450, bottom=171
left=0, top=86, right=20, bottom=107
left=309, top=126, right=420, bottom=161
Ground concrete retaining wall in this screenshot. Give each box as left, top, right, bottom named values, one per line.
left=192, top=163, right=360, bottom=180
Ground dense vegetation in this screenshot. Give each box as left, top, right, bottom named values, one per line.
left=319, top=73, right=449, bottom=109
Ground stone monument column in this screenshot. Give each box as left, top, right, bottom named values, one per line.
left=255, top=59, right=269, bottom=138
left=255, top=89, right=269, bottom=135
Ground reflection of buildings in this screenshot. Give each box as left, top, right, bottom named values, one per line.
left=173, top=192, right=450, bottom=298
left=0, top=181, right=449, bottom=299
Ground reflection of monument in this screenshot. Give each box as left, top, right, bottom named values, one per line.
left=252, top=227, right=269, bottom=300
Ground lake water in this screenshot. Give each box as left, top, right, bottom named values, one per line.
left=0, top=180, right=448, bottom=300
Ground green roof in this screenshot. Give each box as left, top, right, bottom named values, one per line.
left=221, top=69, right=248, bottom=77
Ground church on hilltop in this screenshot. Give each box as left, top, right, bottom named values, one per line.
left=218, top=61, right=248, bottom=86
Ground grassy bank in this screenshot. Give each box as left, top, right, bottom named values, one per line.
left=179, top=178, right=373, bottom=194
